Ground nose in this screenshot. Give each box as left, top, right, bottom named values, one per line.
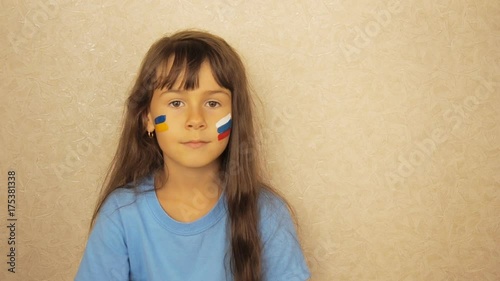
left=186, top=107, right=207, bottom=130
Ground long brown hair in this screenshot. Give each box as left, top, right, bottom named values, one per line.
left=90, top=30, right=290, bottom=281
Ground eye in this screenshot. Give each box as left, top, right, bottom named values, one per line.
left=206, top=101, right=221, bottom=108
left=169, top=100, right=184, bottom=108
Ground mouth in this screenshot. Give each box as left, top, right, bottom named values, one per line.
left=182, top=140, right=210, bottom=149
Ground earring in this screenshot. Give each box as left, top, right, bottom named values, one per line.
left=148, top=131, right=155, bottom=138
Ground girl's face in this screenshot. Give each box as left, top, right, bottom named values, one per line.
left=146, top=61, right=232, bottom=170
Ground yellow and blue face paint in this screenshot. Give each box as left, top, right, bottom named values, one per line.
left=216, top=113, right=231, bottom=141
left=154, top=115, right=168, bottom=132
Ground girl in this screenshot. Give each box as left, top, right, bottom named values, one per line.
left=76, top=30, right=310, bottom=281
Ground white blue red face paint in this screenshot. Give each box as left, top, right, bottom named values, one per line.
left=154, top=115, right=168, bottom=132
left=216, top=113, right=231, bottom=141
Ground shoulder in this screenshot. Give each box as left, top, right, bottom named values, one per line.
left=99, top=175, right=155, bottom=217
left=257, top=189, right=311, bottom=280
left=257, top=189, right=295, bottom=241
left=258, top=188, right=289, bottom=217
left=100, top=188, right=135, bottom=213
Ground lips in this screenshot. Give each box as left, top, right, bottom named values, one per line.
left=182, top=140, right=209, bottom=149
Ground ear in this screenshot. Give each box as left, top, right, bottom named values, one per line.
left=145, top=111, right=155, bottom=133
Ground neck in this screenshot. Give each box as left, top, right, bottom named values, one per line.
left=156, top=159, right=221, bottom=200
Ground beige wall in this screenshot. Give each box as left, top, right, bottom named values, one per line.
left=1, top=0, right=499, bottom=280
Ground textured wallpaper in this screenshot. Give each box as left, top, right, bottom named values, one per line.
left=1, top=0, right=499, bottom=280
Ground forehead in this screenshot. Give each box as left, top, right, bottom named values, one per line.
left=155, top=56, right=224, bottom=91
left=154, top=55, right=198, bottom=90
left=157, top=55, right=176, bottom=73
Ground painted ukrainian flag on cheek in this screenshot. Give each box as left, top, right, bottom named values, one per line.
left=216, top=113, right=232, bottom=141
left=154, top=115, right=168, bottom=132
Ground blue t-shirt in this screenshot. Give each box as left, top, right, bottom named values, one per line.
left=75, top=175, right=310, bottom=281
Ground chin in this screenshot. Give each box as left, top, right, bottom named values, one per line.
left=175, top=157, right=220, bottom=169
left=184, top=162, right=215, bottom=169
left=163, top=149, right=225, bottom=170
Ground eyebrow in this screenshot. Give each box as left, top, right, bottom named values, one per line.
left=161, top=89, right=231, bottom=97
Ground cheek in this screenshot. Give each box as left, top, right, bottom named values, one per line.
left=155, top=134, right=177, bottom=155
left=218, top=137, right=230, bottom=152
left=215, top=113, right=232, bottom=141
left=154, top=115, right=169, bottom=132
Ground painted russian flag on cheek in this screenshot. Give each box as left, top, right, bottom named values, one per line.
left=216, top=113, right=232, bottom=141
